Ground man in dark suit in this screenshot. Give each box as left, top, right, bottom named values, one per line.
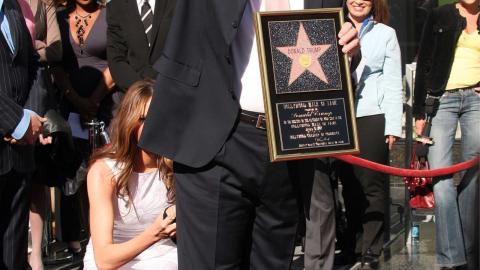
left=140, top=0, right=358, bottom=269
left=0, top=0, right=48, bottom=268
left=106, top=0, right=176, bottom=91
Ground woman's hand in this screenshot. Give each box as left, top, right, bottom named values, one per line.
left=164, top=205, right=176, bottom=220
left=162, top=205, right=176, bottom=238
left=385, top=135, right=396, bottom=150
left=415, top=119, right=426, bottom=136
left=150, top=209, right=176, bottom=240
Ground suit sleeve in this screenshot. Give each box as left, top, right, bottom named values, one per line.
left=22, top=21, right=50, bottom=118
left=106, top=2, right=142, bottom=91
left=412, top=9, right=435, bottom=119
left=139, top=63, right=158, bottom=82
left=0, top=90, right=24, bottom=137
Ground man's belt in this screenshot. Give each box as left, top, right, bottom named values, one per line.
left=239, top=110, right=266, bottom=130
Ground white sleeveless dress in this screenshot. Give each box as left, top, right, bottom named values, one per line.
left=83, top=159, right=177, bottom=270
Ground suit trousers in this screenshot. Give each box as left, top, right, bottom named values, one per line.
left=174, top=120, right=299, bottom=270
left=0, top=171, right=31, bottom=270
left=302, top=158, right=336, bottom=270
left=338, top=114, right=388, bottom=256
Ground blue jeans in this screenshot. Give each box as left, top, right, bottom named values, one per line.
left=428, top=88, right=480, bottom=268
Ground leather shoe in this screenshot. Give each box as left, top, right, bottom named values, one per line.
left=334, top=252, right=356, bottom=266
left=360, top=249, right=379, bottom=269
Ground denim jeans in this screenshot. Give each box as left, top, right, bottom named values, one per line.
left=428, top=88, right=480, bottom=268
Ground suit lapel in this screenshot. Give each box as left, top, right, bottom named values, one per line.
left=126, top=0, right=150, bottom=49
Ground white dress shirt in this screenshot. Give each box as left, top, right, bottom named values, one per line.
left=137, top=0, right=155, bottom=15
left=232, top=0, right=304, bottom=113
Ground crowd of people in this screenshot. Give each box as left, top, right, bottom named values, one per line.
left=0, top=0, right=478, bottom=270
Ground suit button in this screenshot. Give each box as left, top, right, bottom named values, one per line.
left=225, top=55, right=231, bottom=64
left=228, top=89, right=236, bottom=99
left=231, top=21, right=239, bottom=28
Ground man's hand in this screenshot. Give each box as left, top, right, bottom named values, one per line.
left=3, top=135, right=17, bottom=144
left=5, top=132, right=52, bottom=145
left=39, top=134, right=53, bottom=145
left=4, top=114, right=47, bottom=145
left=22, top=114, right=47, bottom=145
left=338, top=22, right=360, bottom=57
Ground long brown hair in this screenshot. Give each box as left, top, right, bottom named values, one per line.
left=90, top=80, right=175, bottom=206
left=372, top=0, right=390, bottom=24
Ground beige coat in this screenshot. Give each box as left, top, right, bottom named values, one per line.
left=27, top=0, right=62, bottom=63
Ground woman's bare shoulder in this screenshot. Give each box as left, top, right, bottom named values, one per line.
left=88, top=159, right=116, bottom=189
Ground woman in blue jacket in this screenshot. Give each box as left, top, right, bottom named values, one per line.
left=338, top=0, right=403, bottom=268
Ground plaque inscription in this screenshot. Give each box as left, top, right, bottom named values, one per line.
left=276, top=99, right=350, bottom=151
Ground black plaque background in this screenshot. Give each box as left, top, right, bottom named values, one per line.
left=258, top=9, right=358, bottom=159
left=269, top=19, right=342, bottom=94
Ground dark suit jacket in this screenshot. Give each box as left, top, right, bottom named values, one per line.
left=0, top=0, right=46, bottom=175
left=140, top=0, right=345, bottom=168
left=305, top=0, right=343, bottom=8
left=106, top=0, right=176, bottom=91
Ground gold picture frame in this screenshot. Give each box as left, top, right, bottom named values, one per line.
left=254, top=8, right=359, bottom=162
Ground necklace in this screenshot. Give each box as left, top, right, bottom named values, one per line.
left=74, top=10, right=92, bottom=54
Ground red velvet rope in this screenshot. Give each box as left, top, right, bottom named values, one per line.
left=335, top=155, right=479, bottom=177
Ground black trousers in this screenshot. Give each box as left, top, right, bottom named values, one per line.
left=338, top=114, right=389, bottom=256
left=174, top=120, right=300, bottom=270
left=59, top=138, right=90, bottom=242
left=0, top=171, right=31, bottom=270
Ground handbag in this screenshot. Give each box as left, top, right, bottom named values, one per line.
left=404, top=144, right=435, bottom=209
left=34, top=109, right=82, bottom=188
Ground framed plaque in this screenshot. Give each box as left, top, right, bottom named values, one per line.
left=254, top=8, right=359, bottom=162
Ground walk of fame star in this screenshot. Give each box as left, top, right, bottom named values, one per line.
left=276, top=22, right=332, bottom=86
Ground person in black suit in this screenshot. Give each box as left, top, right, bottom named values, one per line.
left=106, top=0, right=176, bottom=91
left=0, top=0, right=49, bottom=268
left=140, top=0, right=359, bottom=269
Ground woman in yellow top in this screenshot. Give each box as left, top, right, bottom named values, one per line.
left=413, top=0, right=479, bottom=269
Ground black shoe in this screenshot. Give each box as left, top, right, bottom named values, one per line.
left=360, top=250, right=379, bottom=270
left=67, top=246, right=84, bottom=259
left=334, top=252, right=356, bottom=266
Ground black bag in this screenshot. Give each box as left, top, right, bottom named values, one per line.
left=34, top=109, right=82, bottom=188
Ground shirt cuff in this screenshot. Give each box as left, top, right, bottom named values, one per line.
left=11, top=109, right=34, bottom=140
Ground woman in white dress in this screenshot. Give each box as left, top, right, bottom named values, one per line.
left=83, top=80, right=177, bottom=270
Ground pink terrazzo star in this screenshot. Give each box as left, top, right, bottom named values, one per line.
left=276, top=22, right=332, bottom=86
